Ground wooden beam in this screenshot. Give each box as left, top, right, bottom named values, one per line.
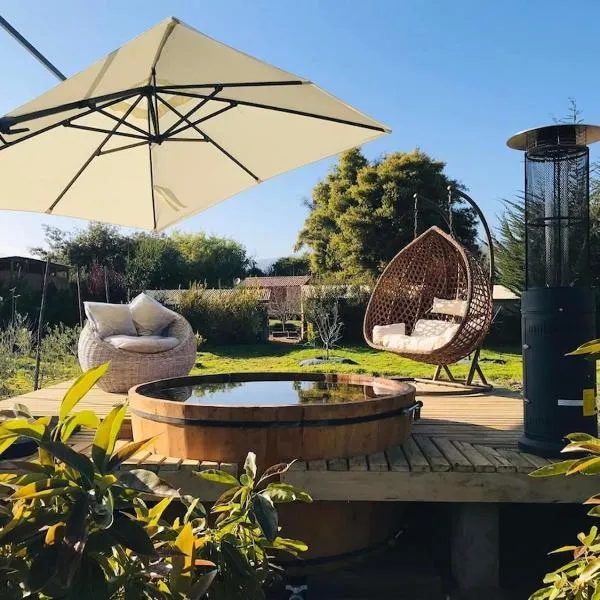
left=282, top=470, right=600, bottom=503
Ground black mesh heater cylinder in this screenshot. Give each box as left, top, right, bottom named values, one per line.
left=508, top=124, right=600, bottom=457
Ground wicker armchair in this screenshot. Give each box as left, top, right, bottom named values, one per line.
left=78, top=315, right=197, bottom=393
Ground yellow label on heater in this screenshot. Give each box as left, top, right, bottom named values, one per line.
left=583, top=389, right=596, bottom=417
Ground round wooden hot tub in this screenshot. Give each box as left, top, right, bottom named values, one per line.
left=130, top=372, right=418, bottom=467
left=129, top=372, right=419, bottom=566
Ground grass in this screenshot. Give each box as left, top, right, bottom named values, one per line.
left=192, top=342, right=523, bottom=389
left=1, top=341, right=523, bottom=401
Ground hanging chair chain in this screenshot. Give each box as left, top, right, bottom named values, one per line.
left=447, top=185, right=455, bottom=237
left=413, top=193, right=419, bottom=239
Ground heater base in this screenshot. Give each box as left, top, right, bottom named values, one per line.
left=519, top=434, right=568, bottom=459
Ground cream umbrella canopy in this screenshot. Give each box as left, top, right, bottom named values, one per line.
left=0, top=17, right=390, bottom=231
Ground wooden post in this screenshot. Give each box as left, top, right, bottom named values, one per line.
left=104, top=265, right=109, bottom=302
left=76, top=267, right=83, bottom=327
left=33, top=256, right=50, bottom=391
left=451, top=503, right=503, bottom=600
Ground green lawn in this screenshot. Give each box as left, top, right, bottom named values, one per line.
left=193, top=343, right=523, bottom=389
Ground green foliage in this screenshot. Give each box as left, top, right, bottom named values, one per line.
left=295, top=148, right=478, bottom=279
left=0, top=366, right=310, bottom=599
left=31, top=223, right=255, bottom=297
left=177, top=286, right=268, bottom=346
left=493, top=197, right=525, bottom=294
left=268, top=255, right=310, bottom=277
left=529, top=433, right=600, bottom=598
left=171, top=232, right=252, bottom=288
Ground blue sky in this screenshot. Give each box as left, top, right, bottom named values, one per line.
left=1, top=0, right=600, bottom=261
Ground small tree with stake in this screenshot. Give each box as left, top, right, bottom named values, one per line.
left=270, top=298, right=298, bottom=334
left=305, top=287, right=344, bottom=359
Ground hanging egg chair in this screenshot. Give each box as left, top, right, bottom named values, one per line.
left=363, top=188, right=494, bottom=384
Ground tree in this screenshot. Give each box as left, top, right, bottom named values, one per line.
left=305, top=288, right=344, bottom=359
left=269, top=255, right=310, bottom=276
left=296, top=148, right=478, bottom=280
left=493, top=197, right=525, bottom=294
left=270, top=298, right=298, bottom=333
left=125, top=234, right=185, bottom=292
left=171, top=232, right=252, bottom=288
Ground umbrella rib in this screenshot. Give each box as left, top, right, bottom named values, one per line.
left=155, top=95, right=206, bottom=141
left=99, top=140, right=149, bottom=155
left=160, top=86, right=222, bottom=139
left=65, top=122, right=147, bottom=141
left=46, top=94, right=144, bottom=214
left=94, top=107, right=150, bottom=138
left=0, top=93, right=144, bottom=152
left=168, top=103, right=236, bottom=139
left=158, top=80, right=306, bottom=90
left=154, top=95, right=258, bottom=181
left=162, top=89, right=388, bottom=133
left=147, top=90, right=157, bottom=231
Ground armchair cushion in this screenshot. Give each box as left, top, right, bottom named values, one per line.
left=104, top=334, right=180, bottom=354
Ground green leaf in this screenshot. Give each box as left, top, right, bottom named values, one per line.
left=588, top=506, right=600, bottom=518
left=579, top=558, right=600, bottom=582
left=39, top=440, right=96, bottom=487
left=244, top=452, right=257, bottom=481
left=568, top=457, right=600, bottom=476
left=252, top=493, right=278, bottom=541
left=118, top=469, right=179, bottom=497
left=529, top=460, right=580, bottom=478
left=111, top=514, right=156, bottom=557
left=5, top=460, right=48, bottom=474
left=566, top=433, right=598, bottom=443
left=189, top=570, right=217, bottom=599
left=263, top=482, right=313, bottom=503
left=270, top=536, right=309, bottom=555
left=92, top=404, right=126, bottom=471
left=0, top=419, right=45, bottom=441
left=12, top=478, right=72, bottom=499
left=60, top=410, right=100, bottom=442
left=195, top=469, right=239, bottom=486
left=221, top=537, right=252, bottom=575
left=549, top=545, right=578, bottom=554
left=148, top=497, right=172, bottom=525
left=59, top=363, right=110, bottom=422
left=106, top=436, right=158, bottom=471
left=66, top=555, right=108, bottom=600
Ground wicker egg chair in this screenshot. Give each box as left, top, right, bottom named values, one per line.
left=363, top=190, right=494, bottom=386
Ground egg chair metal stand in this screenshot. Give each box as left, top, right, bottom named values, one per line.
left=363, top=187, right=494, bottom=388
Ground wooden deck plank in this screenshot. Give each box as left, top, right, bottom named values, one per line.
left=521, top=453, right=550, bottom=470
left=384, top=446, right=408, bottom=472
left=348, top=455, right=368, bottom=471
left=119, top=451, right=152, bottom=471
left=433, top=438, right=473, bottom=472
left=220, top=462, right=238, bottom=477
left=413, top=436, right=451, bottom=472
left=473, top=445, right=517, bottom=473
left=367, top=451, right=389, bottom=472
left=454, top=441, right=496, bottom=473
left=141, top=453, right=166, bottom=472
left=402, top=437, right=430, bottom=472
left=497, top=449, right=535, bottom=474
left=180, top=458, right=201, bottom=471
left=160, top=456, right=183, bottom=471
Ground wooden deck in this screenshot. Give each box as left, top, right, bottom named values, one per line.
left=3, top=380, right=596, bottom=504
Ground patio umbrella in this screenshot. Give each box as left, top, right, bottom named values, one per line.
left=0, top=17, right=390, bottom=231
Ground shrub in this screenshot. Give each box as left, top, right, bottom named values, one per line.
left=177, top=286, right=268, bottom=345
left=0, top=364, right=310, bottom=599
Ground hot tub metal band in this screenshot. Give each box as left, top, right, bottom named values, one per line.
left=130, top=400, right=423, bottom=429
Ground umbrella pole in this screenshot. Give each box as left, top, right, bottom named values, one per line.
left=33, top=256, right=50, bottom=391
left=0, top=16, right=66, bottom=81
left=104, top=265, right=110, bottom=303
left=76, top=267, right=83, bottom=326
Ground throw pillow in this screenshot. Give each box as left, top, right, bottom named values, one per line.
left=84, top=302, right=137, bottom=338
left=129, top=292, right=178, bottom=336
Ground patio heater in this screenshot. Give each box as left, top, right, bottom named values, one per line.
left=507, top=124, right=600, bottom=457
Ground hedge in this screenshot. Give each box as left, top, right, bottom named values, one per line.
left=175, top=287, right=268, bottom=345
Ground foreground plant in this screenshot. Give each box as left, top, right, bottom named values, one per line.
left=528, top=433, right=600, bottom=599
left=0, top=363, right=310, bottom=599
